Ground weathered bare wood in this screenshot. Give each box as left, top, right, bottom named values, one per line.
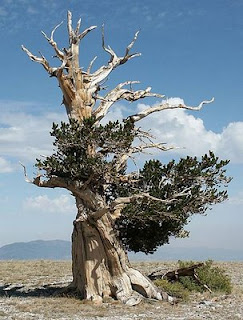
left=21, top=45, right=57, bottom=75
left=94, top=81, right=164, bottom=121
left=88, top=29, right=141, bottom=88
left=41, top=21, right=65, bottom=61
left=128, top=98, right=215, bottom=122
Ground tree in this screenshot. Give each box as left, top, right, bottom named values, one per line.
left=22, top=11, right=231, bottom=305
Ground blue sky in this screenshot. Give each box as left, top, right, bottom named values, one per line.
left=0, top=0, right=242, bottom=252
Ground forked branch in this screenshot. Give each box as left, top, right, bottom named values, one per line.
left=41, top=22, right=65, bottom=61
left=114, top=141, right=177, bottom=172
left=21, top=45, right=57, bottom=75
left=94, top=81, right=164, bottom=121
left=67, top=10, right=97, bottom=44
left=110, top=188, right=192, bottom=216
left=89, top=29, right=141, bottom=87
left=19, top=162, right=72, bottom=190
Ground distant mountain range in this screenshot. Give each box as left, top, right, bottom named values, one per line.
left=0, top=240, right=71, bottom=260
left=0, top=240, right=242, bottom=261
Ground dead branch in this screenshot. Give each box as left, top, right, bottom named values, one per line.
left=128, top=98, right=215, bottom=122
left=89, top=30, right=141, bottom=88
left=131, top=142, right=177, bottom=153
left=19, top=162, right=34, bottom=183
left=87, top=56, right=97, bottom=74
left=112, top=188, right=191, bottom=207
left=41, top=21, right=65, bottom=61
left=21, top=45, right=57, bottom=75
left=113, top=140, right=177, bottom=172
left=94, top=81, right=164, bottom=121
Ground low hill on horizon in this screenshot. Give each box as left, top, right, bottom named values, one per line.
left=0, top=240, right=71, bottom=260
left=0, top=240, right=242, bottom=261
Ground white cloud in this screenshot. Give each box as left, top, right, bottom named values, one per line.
left=134, top=98, right=243, bottom=163
left=0, top=101, right=66, bottom=163
left=0, top=157, right=14, bottom=173
left=1, top=98, right=243, bottom=167
left=217, top=122, right=243, bottom=163
left=229, top=191, right=243, bottom=205
left=24, top=194, right=75, bottom=214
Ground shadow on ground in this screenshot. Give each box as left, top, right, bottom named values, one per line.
left=0, top=283, right=70, bottom=298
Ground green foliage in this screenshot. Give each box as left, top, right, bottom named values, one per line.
left=36, top=117, right=231, bottom=254
left=154, top=279, right=189, bottom=301
left=116, top=154, right=231, bottom=253
left=154, top=260, right=232, bottom=301
left=36, top=118, right=135, bottom=191
left=178, top=260, right=232, bottom=294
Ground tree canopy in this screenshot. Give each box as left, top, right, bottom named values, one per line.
left=36, top=118, right=231, bottom=254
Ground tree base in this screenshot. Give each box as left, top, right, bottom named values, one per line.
left=59, top=268, right=176, bottom=306
left=70, top=212, right=177, bottom=306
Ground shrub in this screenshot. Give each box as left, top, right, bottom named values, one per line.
left=178, top=260, right=232, bottom=294
left=154, top=279, right=189, bottom=301
left=154, top=260, right=232, bottom=301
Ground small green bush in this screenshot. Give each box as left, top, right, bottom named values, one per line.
left=154, top=260, right=232, bottom=301
left=178, top=260, right=232, bottom=294
left=154, top=279, right=189, bottom=301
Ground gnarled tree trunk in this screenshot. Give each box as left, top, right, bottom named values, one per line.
left=69, top=196, right=163, bottom=305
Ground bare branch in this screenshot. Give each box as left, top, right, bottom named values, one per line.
left=89, top=30, right=141, bottom=87
left=87, top=56, right=97, bottom=74
left=121, top=31, right=141, bottom=64
left=79, top=25, right=97, bottom=40
left=113, top=141, right=177, bottom=173
left=21, top=45, right=56, bottom=75
left=19, top=162, right=34, bottom=183
left=101, top=24, right=118, bottom=60
left=41, top=21, right=65, bottom=61
left=19, top=162, right=71, bottom=189
left=67, top=11, right=96, bottom=43
left=75, top=18, right=81, bottom=35
left=94, top=82, right=164, bottom=121
left=125, top=31, right=139, bottom=56
left=111, top=189, right=191, bottom=208
left=128, top=98, right=215, bottom=122
left=118, top=172, right=140, bottom=183
left=131, top=143, right=177, bottom=153
left=67, top=10, right=73, bottom=43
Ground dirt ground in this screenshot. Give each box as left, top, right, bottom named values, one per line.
left=0, top=260, right=242, bottom=320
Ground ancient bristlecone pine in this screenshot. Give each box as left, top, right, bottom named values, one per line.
left=21, top=11, right=230, bottom=305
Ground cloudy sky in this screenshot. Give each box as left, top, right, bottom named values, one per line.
left=0, top=0, right=242, bottom=252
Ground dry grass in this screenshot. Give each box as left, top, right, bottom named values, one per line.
left=0, top=260, right=242, bottom=319
left=0, top=260, right=72, bottom=285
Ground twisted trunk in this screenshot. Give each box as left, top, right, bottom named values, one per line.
left=69, top=196, right=163, bottom=305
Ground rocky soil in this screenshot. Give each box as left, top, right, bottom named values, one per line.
left=0, top=260, right=242, bottom=320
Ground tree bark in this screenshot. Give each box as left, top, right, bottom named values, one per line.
left=69, top=196, right=164, bottom=305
